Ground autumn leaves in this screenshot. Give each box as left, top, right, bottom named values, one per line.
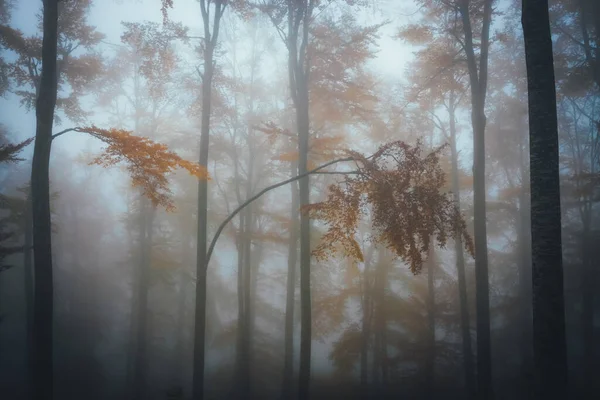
left=306, top=141, right=474, bottom=273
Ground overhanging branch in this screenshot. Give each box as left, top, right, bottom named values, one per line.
left=204, top=155, right=355, bottom=267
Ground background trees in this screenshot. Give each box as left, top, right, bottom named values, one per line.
left=0, top=0, right=598, bottom=400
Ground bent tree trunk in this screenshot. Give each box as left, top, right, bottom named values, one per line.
left=31, top=1, right=60, bottom=399
left=522, top=0, right=569, bottom=398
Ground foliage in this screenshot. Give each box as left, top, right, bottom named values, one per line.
left=75, top=126, right=209, bottom=211
left=0, top=0, right=104, bottom=123
left=305, top=140, right=474, bottom=274
left=0, top=137, right=34, bottom=164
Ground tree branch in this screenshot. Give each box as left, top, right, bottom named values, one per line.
left=51, top=127, right=81, bottom=140
left=204, top=156, right=354, bottom=267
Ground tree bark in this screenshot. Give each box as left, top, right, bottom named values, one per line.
left=297, top=82, right=311, bottom=400
left=517, top=139, right=533, bottom=397
left=282, top=161, right=299, bottom=400
left=285, top=2, right=314, bottom=399
left=448, top=92, right=475, bottom=399
left=31, top=1, right=59, bottom=398
left=522, top=1, right=569, bottom=399
left=458, top=1, right=493, bottom=397
left=192, top=3, right=224, bottom=399
left=580, top=222, right=594, bottom=399
left=426, top=245, right=436, bottom=398
left=24, top=194, right=34, bottom=398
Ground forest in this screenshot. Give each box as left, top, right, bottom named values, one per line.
left=0, top=0, right=597, bottom=399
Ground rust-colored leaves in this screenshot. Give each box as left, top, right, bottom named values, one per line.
left=79, top=126, right=209, bottom=211
left=304, top=140, right=474, bottom=274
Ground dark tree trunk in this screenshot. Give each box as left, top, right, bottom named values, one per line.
left=517, top=142, right=533, bottom=397
left=285, top=2, right=313, bottom=399
left=458, top=1, right=493, bottom=397
left=426, top=245, right=436, bottom=397
left=580, top=221, right=593, bottom=398
left=193, top=3, right=224, bottom=399
left=282, top=162, right=299, bottom=400
left=297, top=83, right=311, bottom=400
left=522, top=1, right=569, bottom=399
left=193, top=56, right=211, bottom=400
left=31, top=1, right=59, bottom=399
left=240, top=204, right=253, bottom=398
left=235, top=211, right=245, bottom=397
left=448, top=93, right=475, bottom=398
left=360, top=247, right=375, bottom=400
left=24, top=195, right=34, bottom=398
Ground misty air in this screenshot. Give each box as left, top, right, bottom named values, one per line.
left=0, top=0, right=597, bottom=400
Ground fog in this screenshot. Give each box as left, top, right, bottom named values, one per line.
left=0, top=0, right=598, bottom=399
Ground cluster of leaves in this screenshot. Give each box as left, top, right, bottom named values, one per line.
left=0, top=0, right=104, bottom=123
left=305, top=140, right=474, bottom=274
left=0, top=127, right=29, bottom=273
left=0, top=136, right=33, bottom=164
left=78, top=126, right=209, bottom=211
left=120, top=20, right=189, bottom=99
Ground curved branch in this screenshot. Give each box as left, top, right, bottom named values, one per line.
left=204, top=156, right=354, bottom=268
left=51, top=127, right=81, bottom=140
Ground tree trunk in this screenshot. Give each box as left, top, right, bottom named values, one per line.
left=31, top=1, right=59, bottom=398
left=522, top=1, right=569, bottom=399
left=235, top=211, right=245, bottom=398
left=192, top=2, right=224, bottom=397
left=24, top=194, right=34, bottom=398
left=297, top=78, right=312, bottom=400
left=360, top=247, right=374, bottom=399
left=192, top=58, right=211, bottom=400
left=133, top=199, right=154, bottom=400
left=282, top=162, right=299, bottom=400
left=240, top=204, right=253, bottom=398
left=448, top=93, right=475, bottom=398
left=426, top=245, right=436, bottom=398
left=580, top=221, right=593, bottom=399
left=517, top=142, right=533, bottom=397
left=458, top=1, right=493, bottom=397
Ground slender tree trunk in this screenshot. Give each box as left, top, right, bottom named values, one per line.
left=580, top=220, right=593, bottom=399
left=360, top=248, right=374, bottom=399
left=133, top=200, right=154, bottom=400
left=448, top=94, right=475, bottom=398
left=426, top=245, right=436, bottom=398
left=282, top=162, right=299, bottom=400
left=193, top=3, right=225, bottom=398
left=193, top=57, right=211, bottom=400
left=522, top=1, right=569, bottom=399
left=517, top=143, right=533, bottom=397
left=459, top=1, right=493, bottom=397
left=31, top=1, right=59, bottom=398
left=297, top=81, right=312, bottom=400
left=23, top=195, right=34, bottom=398
left=241, top=204, right=253, bottom=398
left=235, top=212, right=245, bottom=398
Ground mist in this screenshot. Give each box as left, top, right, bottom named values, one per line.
left=0, top=0, right=598, bottom=399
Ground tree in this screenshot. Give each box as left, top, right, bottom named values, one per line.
left=522, top=0, right=569, bottom=398
left=161, top=1, right=229, bottom=398
left=28, top=5, right=204, bottom=400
